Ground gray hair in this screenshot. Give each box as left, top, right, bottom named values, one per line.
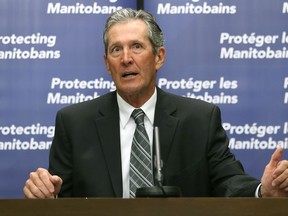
left=103, top=8, right=164, bottom=55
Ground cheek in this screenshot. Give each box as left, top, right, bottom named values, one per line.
left=106, top=60, right=118, bottom=74
left=142, top=59, right=158, bottom=75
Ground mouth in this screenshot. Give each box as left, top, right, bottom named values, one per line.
left=122, top=72, right=138, bottom=78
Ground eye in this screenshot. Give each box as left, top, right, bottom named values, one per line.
left=132, top=43, right=143, bottom=53
left=111, top=46, right=120, bottom=53
left=109, top=46, right=122, bottom=57
left=133, top=43, right=142, bottom=49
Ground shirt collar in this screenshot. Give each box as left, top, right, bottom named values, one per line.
left=117, top=88, right=157, bottom=128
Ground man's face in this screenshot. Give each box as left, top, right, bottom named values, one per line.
left=104, top=19, right=165, bottom=104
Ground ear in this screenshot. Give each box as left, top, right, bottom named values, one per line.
left=104, top=54, right=111, bottom=74
left=155, top=47, right=166, bottom=71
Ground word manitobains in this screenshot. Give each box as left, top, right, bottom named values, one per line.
left=229, top=137, right=288, bottom=150
left=157, top=2, right=236, bottom=14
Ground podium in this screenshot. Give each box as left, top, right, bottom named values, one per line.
left=0, top=198, right=287, bottom=216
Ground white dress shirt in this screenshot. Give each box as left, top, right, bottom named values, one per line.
left=117, top=89, right=157, bottom=198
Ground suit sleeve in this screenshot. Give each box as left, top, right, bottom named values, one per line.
left=48, top=110, right=73, bottom=197
left=207, top=106, right=260, bottom=197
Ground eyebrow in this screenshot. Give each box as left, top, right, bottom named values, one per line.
left=108, top=39, right=146, bottom=48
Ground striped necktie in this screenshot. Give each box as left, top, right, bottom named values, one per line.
left=129, top=109, right=153, bottom=198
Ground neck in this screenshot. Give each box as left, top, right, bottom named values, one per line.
left=118, top=88, right=156, bottom=108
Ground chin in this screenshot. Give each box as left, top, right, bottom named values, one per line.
left=119, top=86, right=143, bottom=96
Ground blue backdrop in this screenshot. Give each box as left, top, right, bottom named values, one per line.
left=1, top=0, right=287, bottom=198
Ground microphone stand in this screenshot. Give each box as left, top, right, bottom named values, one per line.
left=135, top=127, right=181, bottom=198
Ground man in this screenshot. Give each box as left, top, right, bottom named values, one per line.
left=23, top=8, right=288, bottom=198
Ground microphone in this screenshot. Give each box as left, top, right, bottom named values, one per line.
left=154, top=126, right=163, bottom=187
left=135, top=126, right=182, bottom=198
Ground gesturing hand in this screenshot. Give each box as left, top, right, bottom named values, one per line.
left=261, top=147, right=288, bottom=197
left=23, top=168, right=62, bottom=199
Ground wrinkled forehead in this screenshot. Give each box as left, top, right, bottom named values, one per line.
left=106, top=19, right=149, bottom=43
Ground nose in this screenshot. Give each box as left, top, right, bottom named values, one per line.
left=121, top=48, right=133, bottom=65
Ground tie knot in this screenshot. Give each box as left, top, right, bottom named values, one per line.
left=131, top=109, right=145, bottom=125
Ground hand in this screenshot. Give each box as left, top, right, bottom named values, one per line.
left=261, top=147, right=288, bottom=197
left=23, top=168, right=63, bottom=199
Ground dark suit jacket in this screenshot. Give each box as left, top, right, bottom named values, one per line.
left=49, top=87, right=260, bottom=197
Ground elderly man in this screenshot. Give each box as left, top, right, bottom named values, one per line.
left=23, top=8, right=288, bottom=199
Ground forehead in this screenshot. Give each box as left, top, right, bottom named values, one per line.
left=107, top=19, right=149, bottom=44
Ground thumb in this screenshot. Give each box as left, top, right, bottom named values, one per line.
left=268, top=147, right=283, bottom=168
left=50, top=175, right=63, bottom=194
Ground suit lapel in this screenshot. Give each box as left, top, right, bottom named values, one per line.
left=92, top=89, right=179, bottom=196
left=154, top=88, right=179, bottom=168
left=94, top=93, right=122, bottom=197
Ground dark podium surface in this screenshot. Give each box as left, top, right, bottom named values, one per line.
left=0, top=198, right=287, bottom=216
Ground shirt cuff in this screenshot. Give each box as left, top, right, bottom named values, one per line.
left=255, top=183, right=262, bottom=198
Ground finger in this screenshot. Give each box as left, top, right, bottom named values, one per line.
left=36, top=168, right=56, bottom=194
left=50, top=175, right=63, bottom=195
left=28, top=168, right=55, bottom=197
left=269, top=147, right=283, bottom=169
left=279, top=178, right=288, bottom=190
left=273, top=160, right=288, bottom=178
left=23, top=182, right=38, bottom=199
left=272, top=162, right=288, bottom=188
left=273, top=177, right=288, bottom=190
left=24, top=178, right=48, bottom=199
